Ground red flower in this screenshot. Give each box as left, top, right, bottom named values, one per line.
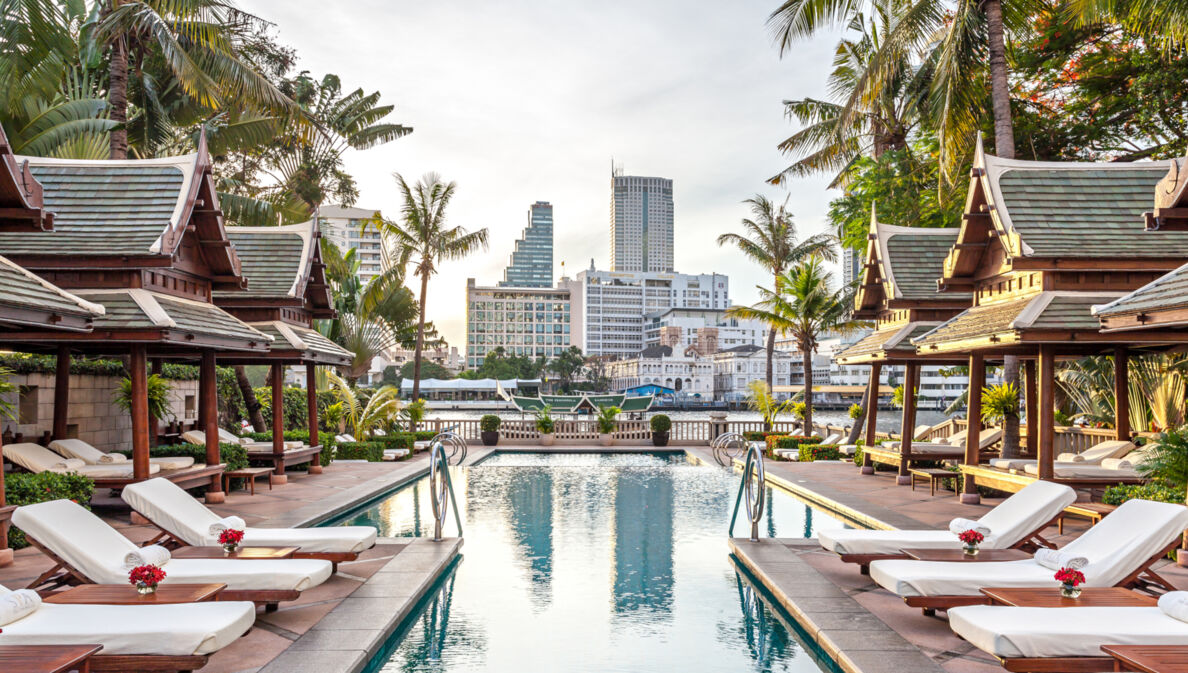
left=128, top=564, right=167, bottom=587
left=218, top=529, right=245, bottom=546
left=958, top=529, right=984, bottom=545
left=1054, top=567, right=1085, bottom=586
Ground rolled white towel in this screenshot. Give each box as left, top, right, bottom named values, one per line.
left=1159, top=591, right=1188, bottom=623
left=948, top=518, right=991, bottom=538
left=123, top=544, right=171, bottom=571
left=208, top=515, right=247, bottom=537
left=99, top=452, right=127, bottom=464
left=0, top=588, right=41, bottom=626
left=1033, top=547, right=1088, bottom=571
left=52, top=458, right=88, bottom=472
left=1101, top=457, right=1135, bottom=470
left=1056, top=452, right=1082, bottom=462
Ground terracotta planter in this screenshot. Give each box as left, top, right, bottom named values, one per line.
left=540, top=433, right=555, bottom=446
left=599, top=433, right=613, bottom=447
left=481, top=431, right=499, bottom=446
left=652, top=431, right=669, bottom=447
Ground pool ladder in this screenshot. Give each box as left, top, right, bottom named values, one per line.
left=729, top=443, right=766, bottom=542
left=428, top=441, right=464, bottom=541
left=430, top=431, right=467, bottom=465
left=711, top=431, right=748, bottom=466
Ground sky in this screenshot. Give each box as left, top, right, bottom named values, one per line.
left=240, top=0, right=844, bottom=348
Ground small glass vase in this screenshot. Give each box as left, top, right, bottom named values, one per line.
left=962, top=543, right=979, bottom=557
left=1061, top=583, right=1082, bottom=599
left=136, top=582, right=157, bottom=596
left=223, top=543, right=238, bottom=555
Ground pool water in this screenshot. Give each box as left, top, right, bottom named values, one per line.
left=332, top=453, right=849, bottom=673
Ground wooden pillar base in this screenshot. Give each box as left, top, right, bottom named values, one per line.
left=272, top=474, right=289, bottom=485
left=896, top=475, right=911, bottom=486
left=204, top=490, right=226, bottom=505
left=860, top=466, right=875, bottom=475
left=309, top=464, right=324, bottom=474
left=960, top=492, right=981, bottom=505
left=0, top=548, right=12, bottom=567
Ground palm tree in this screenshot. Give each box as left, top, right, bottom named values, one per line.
left=381, top=173, right=489, bottom=404
left=326, top=370, right=400, bottom=440
left=717, top=195, right=836, bottom=390
left=729, top=258, right=864, bottom=434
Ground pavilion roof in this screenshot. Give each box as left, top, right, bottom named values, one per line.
left=1093, top=263, right=1188, bottom=331
left=833, top=322, right=940, bottom=364
left=0, top=126, right=53, bottom=232
left=67, top=289, right=271, bottom=351
left=245, top=321, right=352, bottom=365
left=913, top=292, right=1121, bottom=353
left=855, top=211, right=967, bottom=315
left=0, top=254, right=103, bottom=331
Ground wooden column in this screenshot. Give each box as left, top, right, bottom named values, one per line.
left=897, top=363, right=919, bottom=486
left=306, top=363, right=322, bottom=475
left=52, top=346, right=70, bottom=441
left=962, top=354, right=985, bottom=504
left=860, top=363, right=881, bottom=475
left=200, top=351, right=224, bottom=503
left=1024, top=359, right=1038, bottom=456
left=1114, top=347, right=1130, bottom=441
left=1037, top=345, right=1056, bottom=481
left=0, top=432, right=10, bottom=566
left=129, top=345, right=150, bottom=481
left=271, top=364, right=288, bottom=484
left=148, top=359, right=161, bottom=447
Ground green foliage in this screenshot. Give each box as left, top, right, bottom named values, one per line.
left=1102, top=483, right=1184, bottom=506
left=799, top=444, right=843, bottom=462
left=535, top=405, right=555, bottom=434
left=6, top=471, right=94, bottom=549
left=743, top=431, right=783, bottom=441
left=115, top=443, right=248, bottom=473
left=596, top=406, right=620, bottom=434
left=326, top=371, right=400, bottom=440
left=399, top=361, right=453, bottom=381
left=745, top=380, right=796, bottom=428
left=402, top=398, right=427, bottom=427
left=848, top=403, right=862, bottom=420
left=791, top=401, right=806, bottom=420
left=253, top=386, right=310, bottom=430
left=335, top=441, right=385, bottom=462
left=546, top=347, right=587, bottom=392
left=0, top=365, right=15, bottom=421
left=650, top=414, right=671, bottom=433
left=480, top=414, right=501, bottom=432
left=465, top=346, right=545, bottom=380
left=113, top=374, right=173, bottom=422
left=980, top=383, right=1020, bottom=425
left=1139, top=426, right=1188, bottom=491
left=766, top=435, right=821, bottom=451
left=852, top=441, right=866, bottom=467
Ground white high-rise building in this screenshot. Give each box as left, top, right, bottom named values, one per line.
left=560, top=264, right=730, bottom=359
left=842, top=247, right=863, bottom=288
left=610, top=173, right=674, bottom=273
left=317, top=204, right=389, bottom=286
left=643, top=308, right=767, bottom=352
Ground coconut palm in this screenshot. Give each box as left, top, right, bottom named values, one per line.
left=718, top=195, right=836, bottom=391
left=326, top=370, right=400, bottom=440
left=730, top=258, right=864, bottom=434
left=381, top=173, right=489, bottom=404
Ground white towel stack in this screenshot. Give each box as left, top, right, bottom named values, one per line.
left=0, top=589, right=41, bottom=625
left=1159, top=592, right=1188, bottom=623
left=52, top=458, right=87, bottom=472
left=123, top=544, right=171, bottom=571
left=948, top=518, right=991, bottom=537
left=99, top=452, right=127, bottom=464
left=208, top=515, right=247, bottom=537
left=1033, top=548, right=1089, bottom=570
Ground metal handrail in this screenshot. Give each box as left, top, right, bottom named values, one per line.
left=428, top=442, right=464, bottom=541
left=430, top=431, right=467, bottom=466
left=711, top=431, right=748, bottom=467
left=728, top=443, right=766, bottom=541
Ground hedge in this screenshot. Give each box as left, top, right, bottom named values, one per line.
left=743, top=431, right=784, bottom=442
left=0, top=353, right=199, bottom=381
left=335, top=441, right=385, bottom=462
left=241, top=430, right=336, bottom=466
left=6, top=472, right=94, bottom=548
left=114, top=442, right=248, bottom=472
left=1102, top=483, right=1184, bottom=506
left=799, top=444, right=843, bottom=462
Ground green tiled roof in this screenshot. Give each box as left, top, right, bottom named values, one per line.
left=835, top=323, right=936, bottom=362
left=619, top=395, right=653, bottom=412
left=73, top=289, right=270, bottom=347
left=993, top=162, right=1188, bottom=257
left=884, top=230, right=966, bottom=300
left=1094, top=264, right=1188, bottom=318
left=914, top=292, right=1118, bottom=348
left=0, top=157, right=192, bottom=256
left=585, top=394, right=626, bottom=409
left=251, top=321, right=351, bottom=364
left=218, top=225, right=308, bottom=298
left=511, top=396, right=546, bottom=412
left=913, top=296, right=1034, bottom=347
left=1028, top=295, right=1109, bottom=331
left=0, top=255, right=103, bottom=320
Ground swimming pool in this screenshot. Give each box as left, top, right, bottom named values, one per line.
left=331, top=452, right=848, bottom=673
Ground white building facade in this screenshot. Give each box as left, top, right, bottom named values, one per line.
left=643, top=307, right=766, bottom=352
left=465, top=279, right=571, bottom=369
left=317, top=204, right=389, bottom=286
left=610, top=174, right=674, bottom=273
left=712, top=345, right=795, bottom=402
left=605, top=345, right=714, bottom=396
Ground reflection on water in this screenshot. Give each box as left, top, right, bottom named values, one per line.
left=335, top=453, right=847, bottom=673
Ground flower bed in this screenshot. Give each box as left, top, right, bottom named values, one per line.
left=798, top=444, right=842, bottom=462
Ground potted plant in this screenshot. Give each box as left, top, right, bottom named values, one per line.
left=650, top=414, right=671, bottom=447
left=596, top=406, right=620, bottom=447
left=481, top=414, right=501, bottom=446
left=1055, top=567, right=1085, bottom=599
left=535, top=406, right=555, bottom=446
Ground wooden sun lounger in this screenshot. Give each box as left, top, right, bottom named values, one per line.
left=134, top=513, right=361, bottom=569
left=963, top=463, right=1147, bottom=494
left=22, top=534, right=300, bottom=612
left=901, top=538, right=1181, bottom=616
left=90, top=463, right=227, bottom=491
left=0, top=644, right=209, bottom=673
left=245, top=444, right=323, bottom=472
left=863, top=446, right=996, bottom=473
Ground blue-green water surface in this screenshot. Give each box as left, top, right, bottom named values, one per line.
left=333, top=453, right=848, bottom=673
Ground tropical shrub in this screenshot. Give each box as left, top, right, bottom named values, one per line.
left=743, top=431, right=783, bottom=441
left=848, top=403, right=862, bottom=420
left=596, top=406, right=620, bottom=434
left=791, top=401, right=807, bottom=420
left=1102, top=483, right=1184, bottom=506
left=253, top=385, right=310, bottom=430
left=1138, top=426, right=1188, bottom=490
left=480, top=414, right=501, bottom=432
left=402, top=398, right=427, bottom=429
left=800, top=444, right=843, bottom=462
left=535, top=405, right=555, bottom=434
left=6, top=472, right=94, bottom=548
left=114, top=374, right=173, bottom=422
left=767, top=435, right=821, bottom=450
left=981, top=382, right=1020, bottom=426
left=321, top=401, right=345, bottom=434
left=115, top=442, right=248, bottom=472
left=0, top=365, right=15, bottom=421
left=650, top=414, right=671, bottom=433
left=327, top=371, right=400, bottom=440
left=852, top=441, right=865, bottom=467
left=745, top=380, right=795, bottom=429
left=335, top=441, right=385, bottom=462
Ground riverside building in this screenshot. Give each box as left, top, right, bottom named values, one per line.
left=610, top=173, right=674, bottom=273
left=465, top=279, right=571, bottom=369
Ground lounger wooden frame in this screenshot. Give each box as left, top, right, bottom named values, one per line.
left=89, top=653, right=210, bottom=672
left=245, top=445, right=322, bottom=472
left=91, top=463, right=227, bottom=491
left=863, top=446, right=995, bottom=473
left=838, top=513, right=1062, bottom=575
left=22, top=534, right=300, bottom=611
left=901, top=538, right=1181, bottom=616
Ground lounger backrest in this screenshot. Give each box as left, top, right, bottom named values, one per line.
left=4, top=443, right=74, bottom=473
left=821, top=434, right=842, bottom=445
left=48, top=438, right=106, bottom=464
left=938, top=430, right=968, bottom=445
left=976, top=428, right=1004, bottom=449
left=121, top=477, right=221, bottom=546
left=1077, top=440, right=1136, bottom=463
left=11, top=499, right=137, bottom=585
left=977, top=481, right=1077, bottom=547
left=1061, top=499, right=1188, bottom=587
left=913, top=424, right=932, bottom=440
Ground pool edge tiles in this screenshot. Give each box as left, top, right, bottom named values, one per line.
left=260, top=537, right=464, bottom=673
left=729, top=538, right=944, bottom=673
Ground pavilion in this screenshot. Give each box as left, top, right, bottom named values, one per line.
left=832, top=208, right=969, bottom=483
left=912, top=139, right=1188, bottom=501
left=509, top=393, right=654, bottom=414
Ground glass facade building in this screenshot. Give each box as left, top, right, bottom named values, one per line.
left=499, top=201, right=554, bottom=288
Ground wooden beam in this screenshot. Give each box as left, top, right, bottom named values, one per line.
left=306, top=363, right=322, bottom=475
left=1114, top=347, right=1130, bottom=441
left=897, top=363, right=919, bottom=486
left=861, top=363, right=881, bottom=475
left=200, top=350, right=224, bottom=503
left=271, top=364, right=287, bottom=484
left=1038, top=345, right=1056, bottom=481
left=963, top=354, right=985, bottom=503
left=52, top=346, right=69, bottom=441
left=1024, top=359, right=1037, bottom=456
left=130, top=345, right=150, bottom=481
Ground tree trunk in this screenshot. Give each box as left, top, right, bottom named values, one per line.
left=1000, top=357, right=1022, bottom=459
left=984, top=0, right=1015, bottom=159
left=802, top=339, right=813, bottom=436
left=846, top=396, right=868, bottom=444
left=409, top=270, right=430, bottom=430
left=235, top=365, right=266, bottom=432
left=108, top=34, right=129, bottom=160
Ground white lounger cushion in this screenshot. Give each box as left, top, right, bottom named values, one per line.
left=818, top=480, right=1076, bottom=555
left=989, top=458, right=1035, bottom=471
left=870, top=498, right=1188, bottom=598
left=6, top=443, right=159, bottom=477
left=1022, top=463, right=1140, bottom=479
left=820, top=434, right=842, bottom=445
left=949, top=605, right=1188, bottom=659
left=122, top=477, right=377, bottom=554
left=182, top=429, right=302, bottom=452
left=11, top=499, right=332, bottom=591
left=1056, top=440, right=1134, bottom=463
left=52, top=438, right=195, bottom=470
left=0, top=586, right=255, bottom=656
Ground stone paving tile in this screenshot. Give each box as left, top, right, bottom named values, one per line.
left=288, top=629, right=385, bottom=652
left=259, top=649, right=367, bottom=673
left=198, top=626, right=294, bottom=673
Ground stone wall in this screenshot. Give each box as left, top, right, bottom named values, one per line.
left=1, top=373, right=198, bottom=452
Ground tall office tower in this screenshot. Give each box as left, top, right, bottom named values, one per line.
left=610, top=173, right=673, bottom=273
left=842, top=247, right=863, bottom=287
left=499, top=201, right=554, bottom=287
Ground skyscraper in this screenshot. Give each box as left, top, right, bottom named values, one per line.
left=842, top=246, right=863, bottom=287
left=499, top=201, right=554, bottom=287
left=610, top=173, right=673, bottom=273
